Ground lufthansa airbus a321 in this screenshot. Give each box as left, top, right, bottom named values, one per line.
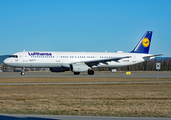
left=4, top=31, right=162, bottom=75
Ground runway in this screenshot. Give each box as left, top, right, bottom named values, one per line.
left=0, top=71, right=171, bottom=78
left=0, top=114, right=171, bottom=120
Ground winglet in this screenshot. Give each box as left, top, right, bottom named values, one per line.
left=130, top=31, right=152, bottom=54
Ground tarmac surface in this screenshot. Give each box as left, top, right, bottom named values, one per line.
left=0, top=114, right=171, bottom=120
left=0, top=71, right=171, bottom=78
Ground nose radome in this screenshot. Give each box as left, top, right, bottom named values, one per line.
left=3, top=58, right=9, bottom=65
left=3, top=59, right=7, bottom=64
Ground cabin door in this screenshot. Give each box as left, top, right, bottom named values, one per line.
left=132, top=56, right=136, bottom=62
left=23, top=52, right=28, bottom=62
left=56, top=54, right=61, bottom=62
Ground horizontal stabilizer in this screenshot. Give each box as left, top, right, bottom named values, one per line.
left=143, top=54, right=163, bottom=58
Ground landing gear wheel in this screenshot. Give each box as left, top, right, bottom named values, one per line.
left=21, top=72, right=25, bottom=75
left=88, top=70, right=94, bottom=75
left=74, top=72, right=80, bottom=75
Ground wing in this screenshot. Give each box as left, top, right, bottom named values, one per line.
left=83, top=56, right=131, bottom=67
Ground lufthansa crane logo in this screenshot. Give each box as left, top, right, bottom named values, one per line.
left=142, top=38, right=150, bottom=47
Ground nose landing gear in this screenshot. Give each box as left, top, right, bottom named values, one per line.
left=21, top=68, right=25, bottom=75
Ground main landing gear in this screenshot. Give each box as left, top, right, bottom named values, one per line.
left=88, top=70, right=94, bottom=75
left=21, top=68, right=25, bottom=75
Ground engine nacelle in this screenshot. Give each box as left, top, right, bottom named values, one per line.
left=50, top=67, right=69, bottom=72
left=70, top=63, right=89, bottom=72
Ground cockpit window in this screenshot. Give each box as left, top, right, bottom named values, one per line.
left=9, top=55, right=18, bottom=58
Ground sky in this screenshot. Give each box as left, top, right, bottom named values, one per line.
left=0, top=0, right=171, bottom=57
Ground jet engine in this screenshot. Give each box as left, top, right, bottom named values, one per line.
left=70, top=63, right=89, bottom=72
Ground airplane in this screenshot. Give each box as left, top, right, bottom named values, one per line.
left=3, top=31, right=162, bottom=75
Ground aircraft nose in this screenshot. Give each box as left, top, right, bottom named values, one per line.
left=3, top=58, right=10, bottom=65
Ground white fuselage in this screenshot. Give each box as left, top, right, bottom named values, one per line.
left=4, top=51, right=154, bottom=68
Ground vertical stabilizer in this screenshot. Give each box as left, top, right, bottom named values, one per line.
left=131, top=31, right=152, bottom=54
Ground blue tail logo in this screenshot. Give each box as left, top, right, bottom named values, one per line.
left=131, top=31, right=152, bottom=54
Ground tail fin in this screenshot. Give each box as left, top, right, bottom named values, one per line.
left=130, top=31, right=152, bottom=54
